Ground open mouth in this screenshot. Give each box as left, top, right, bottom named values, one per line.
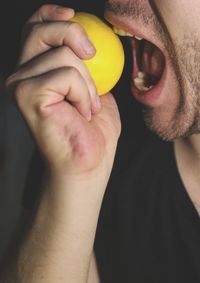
left=132, top=37, right=165, bottom=92
left=113, top=26, right=166, bottom=105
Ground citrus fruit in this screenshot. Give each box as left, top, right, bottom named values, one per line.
left=71, top=12, right=125, bottom=96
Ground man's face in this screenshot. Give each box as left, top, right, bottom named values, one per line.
left=104, top=0, right=200, bottom=141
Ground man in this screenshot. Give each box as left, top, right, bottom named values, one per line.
left=1, top=1, right=200, bottom=282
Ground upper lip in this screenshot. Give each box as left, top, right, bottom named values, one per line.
left=104, top=12, right=167, bottom=59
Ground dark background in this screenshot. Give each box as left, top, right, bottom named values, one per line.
left=1, top=0, right=106, bottom=78
left=0, top=0, right=142, bottom=260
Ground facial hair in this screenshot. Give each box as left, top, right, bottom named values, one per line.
left=105, top=1, right=200, bottom=141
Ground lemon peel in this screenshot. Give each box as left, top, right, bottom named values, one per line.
left=71, top=12, right=125, bottom=96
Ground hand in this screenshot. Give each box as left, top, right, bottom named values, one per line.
left=6, top=5, right=121, bottom=181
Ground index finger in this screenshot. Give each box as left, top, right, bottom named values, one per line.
left=28, top=4, right=75, bottom=24
left=22, top=4, right=75, bottom=41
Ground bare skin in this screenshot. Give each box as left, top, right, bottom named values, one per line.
left=1, top=4, right=121, bottom=283
left=152, top=0, right=200, bottom=215
left=105, top=0, right=200, bottom=215
left=1, top=1, right=200, bottom=282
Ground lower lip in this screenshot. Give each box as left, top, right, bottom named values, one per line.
left=131, top=63, right=167, bottom=107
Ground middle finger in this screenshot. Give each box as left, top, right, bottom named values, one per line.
left=19, top=21, right=96, bottom=66
left=10, top=46, right=98, bottom=112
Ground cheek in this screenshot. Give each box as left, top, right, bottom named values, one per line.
left=152, top=1, right=200, bottom=39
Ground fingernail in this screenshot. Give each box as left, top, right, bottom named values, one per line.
left=82, top=38, right=96, bottom=55
left=55, top=6, right=70, bottom=14
left=95, top=95, right=101, bottom=111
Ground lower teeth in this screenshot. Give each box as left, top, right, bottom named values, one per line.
left=134, top=71, right=153, bottom=92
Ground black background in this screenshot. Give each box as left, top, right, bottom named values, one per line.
left=0, top=0, right=106, bottom=78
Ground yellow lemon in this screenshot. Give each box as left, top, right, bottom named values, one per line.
left=71, top=12, right=125, bottom=96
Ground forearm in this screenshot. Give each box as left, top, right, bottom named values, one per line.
left=2, top=4, right=121, bottom=282
left=16, top=172, right=107, bottom=283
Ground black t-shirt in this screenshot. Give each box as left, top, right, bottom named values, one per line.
left=94, top=130, right=200, bottom=283
left=22, top=98, right=200, bottom=283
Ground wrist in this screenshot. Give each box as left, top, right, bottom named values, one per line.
left=47, top=158, right=112, bottom=187
left=41, top=165, right=110, bottom=205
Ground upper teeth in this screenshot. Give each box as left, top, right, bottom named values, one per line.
left=113, top=27, right=143, bottom=40
left=113, top=26, right=133, bottom=37
left=135, top=36, right=143, bottom=41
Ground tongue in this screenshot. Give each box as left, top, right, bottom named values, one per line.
left=142, top=41, right=165, bottom=85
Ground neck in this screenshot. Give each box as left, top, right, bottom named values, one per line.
left=177, top=134, right=200, bottom=162
left=174, top=134, right=200, bottom=215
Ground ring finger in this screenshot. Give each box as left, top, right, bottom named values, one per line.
left=9, top=46, right=100, bottom=114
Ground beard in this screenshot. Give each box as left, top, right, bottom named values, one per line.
left=105, top=1, right=200, bottom=141
left=143, top=34, right=200, bottom=142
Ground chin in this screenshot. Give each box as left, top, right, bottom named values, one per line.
left=104, top=6, right=200, bottom=141
left=143, top=106, right=197, bottom=142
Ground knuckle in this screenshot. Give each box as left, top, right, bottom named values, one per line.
left=68, top=66, right=80, bottom=79
left=15, top=80, right=30, bottom=107
left=29, top=23, right=42, bottom=38
left=35, top=102, right=51, bottom=118
left=38, top=4, right=50, bottom=15
left=15, top=80, right=30, bottom=104
left=67, top=22, right=84, bottom=35
left=15, top=79, right=50, bottom=118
